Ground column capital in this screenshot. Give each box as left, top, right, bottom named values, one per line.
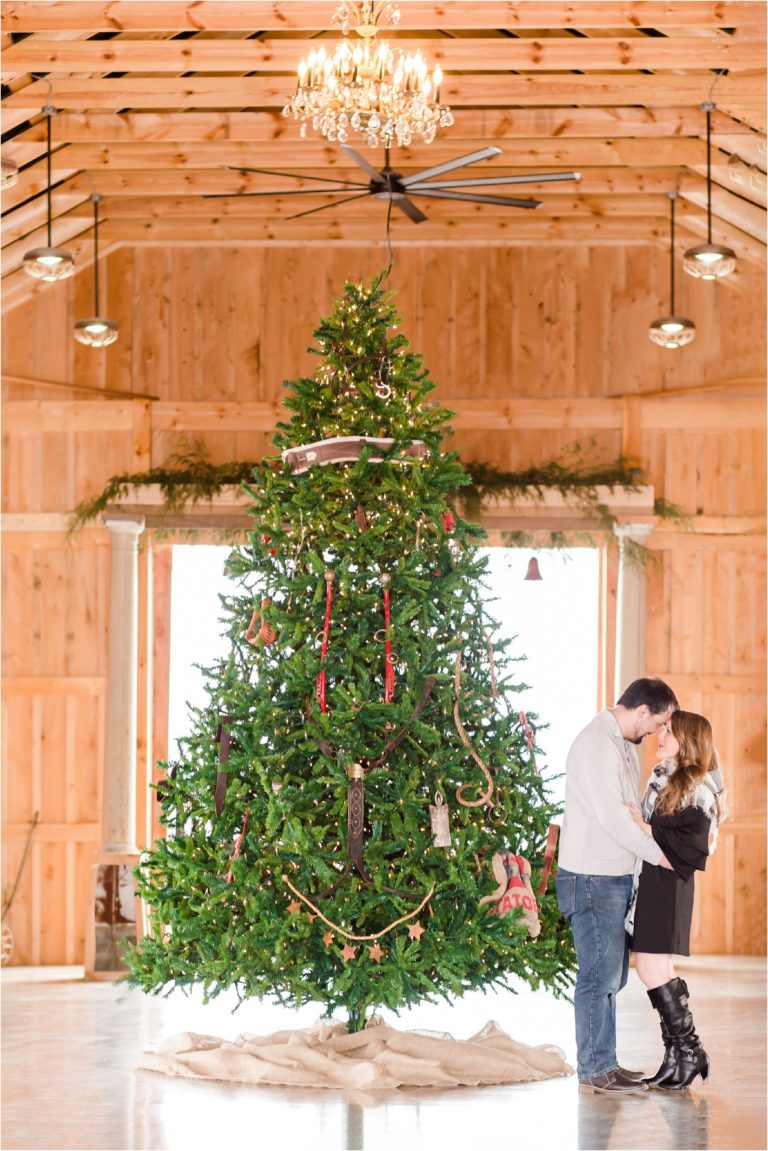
left=613, top=521, right=655, bottom=544
left=103, top=516, right=145, bottom=536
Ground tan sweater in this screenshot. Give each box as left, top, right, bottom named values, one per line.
left=559, top=709, right=665, bottom=875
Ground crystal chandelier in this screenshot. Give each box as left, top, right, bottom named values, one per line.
left=649, top=192, right=696, bottom=350
left=74, top=194, right=118, bottom=348
left=23, top=105, right=74, bottom=282
left=283, top=1, right=453, bottom=148
left=683, top=103, right=736, bottom=281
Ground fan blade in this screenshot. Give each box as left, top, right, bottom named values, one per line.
left=393, top=196, right=428, bottom=224
left=286, top=191, right=372, bottom=220
left=411, top=188, right=541, bottom=209
left=400, top=147, right=502, bottom=187
left=407, top=170, right=582, bottom=190
left=203, top=187, right=368, bottom=199
left=341, top=144, right=386, bottom=183
left=221, top=164, right=367, bottom=189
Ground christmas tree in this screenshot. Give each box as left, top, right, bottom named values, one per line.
left=127, top=276, right=576, bottom=1031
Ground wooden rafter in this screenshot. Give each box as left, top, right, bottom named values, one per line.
left=1, top=0, right=764, bottom=312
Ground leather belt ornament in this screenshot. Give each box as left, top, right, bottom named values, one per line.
left=537, top=823, right=560, bottom=895
left=282, top=435, right=427, bottom=475
left=346, top=763, right=366, bottom=870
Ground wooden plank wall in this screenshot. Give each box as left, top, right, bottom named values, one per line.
left=2, top=245, right=765, bottom=962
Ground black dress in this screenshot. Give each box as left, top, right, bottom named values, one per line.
left=631, top=806, right=711, bottom=955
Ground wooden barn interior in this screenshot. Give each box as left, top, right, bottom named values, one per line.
left=1, top=3, right=766, bottom=1148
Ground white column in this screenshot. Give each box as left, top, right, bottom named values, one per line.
left=613, top=522, right=655, bottom=702
left=101, top=516, right=145, bottom=852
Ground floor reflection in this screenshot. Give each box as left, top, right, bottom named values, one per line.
left=1, top=958, right=764, bottom=1151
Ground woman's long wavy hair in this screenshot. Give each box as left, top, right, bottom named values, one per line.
left=655, top=710, right=724, bottom=817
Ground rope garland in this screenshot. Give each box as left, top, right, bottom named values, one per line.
left=453, top=649, right=495, bottom=807
left=282, top=875, right=435, bottom=941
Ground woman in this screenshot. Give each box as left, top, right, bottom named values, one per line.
left=627, top=710, right=725, bottom=1091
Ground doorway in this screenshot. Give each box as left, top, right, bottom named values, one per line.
left=167, top=545, right=600, bottom=806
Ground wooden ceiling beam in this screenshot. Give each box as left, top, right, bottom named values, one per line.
left=5, top=107, right=758, bottom=146
left=680, top=179, right=767, bottom=239
left=6, top=167, right=689, bottom=198
left=711, top=129, right=767, bottom=170
left=93, top=214, right=673, bottom=243
left=74, top=192, right=675, bottom=220
left=675, top=204, right=766, bottom=262
left=0, top=239, right=120, bottom=314
left=3, top=2, right=764, bottom=33
left=3, top=35, right=762, bottom=75
left=39, top=137, right=709, bottom=170
left=4, top=71, right=764, bottom=110
left=1, top=211, right=95, bottom=276
left=0, top=189, right=92, bottom=247
left=715, top=154, right=767, bottom=206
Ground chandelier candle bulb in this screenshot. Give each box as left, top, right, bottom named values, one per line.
left=284, top=0, right=452, bottom=148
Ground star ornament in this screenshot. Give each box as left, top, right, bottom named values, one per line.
left=323, top=930, right=334, bottom=948
left=407, top=921, right=425, bottom=942
left=340, top=942, right=357, bottom=963
left=287, top=899, right=302, bottom=914
left=368, top=942, right=383, bottom=963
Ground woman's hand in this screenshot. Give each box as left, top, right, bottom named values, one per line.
left=625, top=803, right=652, bottom=835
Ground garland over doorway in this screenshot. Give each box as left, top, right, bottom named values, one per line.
left=67, top=441, right=685, bottom=559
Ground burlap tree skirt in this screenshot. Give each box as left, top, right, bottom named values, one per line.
left=139, top=1016, right=573, bottom=1090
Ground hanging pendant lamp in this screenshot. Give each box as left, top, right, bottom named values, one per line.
left=683, top=102, right=736, bottom=280
left=649, top=192, right=696, bottom=350
left=74, top=193, right=118, bottom=348
left=23, top=105, right=75, bottom=282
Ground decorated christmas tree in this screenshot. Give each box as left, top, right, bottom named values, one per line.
left=127, top=276, right=576, bottom=1031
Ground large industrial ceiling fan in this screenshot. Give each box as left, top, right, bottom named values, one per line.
left=210, top=144, right=581, bottom=222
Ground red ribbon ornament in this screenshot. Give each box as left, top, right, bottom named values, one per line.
left=383, top=581, right=395, bottom=703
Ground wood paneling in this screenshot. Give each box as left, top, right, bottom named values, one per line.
left=1, top=244, right=764, bottom=962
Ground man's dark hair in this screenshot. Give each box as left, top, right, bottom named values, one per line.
left=616, top=677, right=679, bottom=714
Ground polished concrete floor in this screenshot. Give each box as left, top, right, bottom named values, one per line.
left=2, top=957, right=765, bottom=1151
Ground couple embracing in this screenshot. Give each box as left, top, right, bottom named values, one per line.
left=557, top=677, right=725, bottom=1095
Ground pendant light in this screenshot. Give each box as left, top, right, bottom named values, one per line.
left=649, top=192, right=696, bottom=350
left=23, top=105, right=74, bottom=282
left=74, top=193, right=118, bottom=348
left=683, top=102, right=736, bottom=280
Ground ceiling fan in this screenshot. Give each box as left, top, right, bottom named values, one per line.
left=209, top=145, right=581, bottom=223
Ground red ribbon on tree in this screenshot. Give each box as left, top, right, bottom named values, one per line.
left=381, top=573, right=395, bottom=703
left=316, top=570, right=335, bottom=712
left=224, top=807, right=249, bottom=884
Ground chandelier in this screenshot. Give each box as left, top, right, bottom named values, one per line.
left=283, top=1, right=453, bottom=148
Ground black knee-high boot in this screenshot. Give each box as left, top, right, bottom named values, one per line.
left=645, top=978, right=709, bottom=1090
left=643, top=980, right=679, bottom=1087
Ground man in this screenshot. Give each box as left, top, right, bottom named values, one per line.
left=557, top=677, right=679, bottom=1095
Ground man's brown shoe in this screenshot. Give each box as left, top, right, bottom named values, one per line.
left=579, top=1069, right=649, bottom=1094
left=618, top=1067, right=647, bottom=1081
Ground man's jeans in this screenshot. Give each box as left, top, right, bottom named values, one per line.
left=556, top=869, right=633, bottom=1079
